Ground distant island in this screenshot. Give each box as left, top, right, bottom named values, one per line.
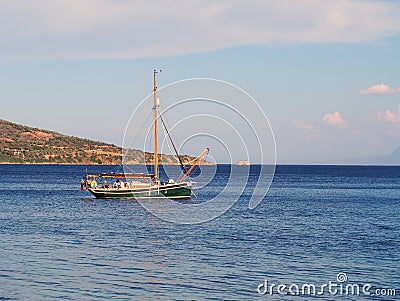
left=318, top=146, right=400, bottom=165
left=0, top=119, right=202, bottom=165
left=237, top=160, right=250, bottom=165
left=369, top=147, right=400, bottom=165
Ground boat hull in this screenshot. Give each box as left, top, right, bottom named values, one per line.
left=87, top=182, right=192, bottom=199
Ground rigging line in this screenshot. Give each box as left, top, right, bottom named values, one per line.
left=122, top=109, right=153, bottom=174
left=147, top=121, right=154, bottom=174
left=123, top=109, right=153, bottom=163
left=161, top=112, right=192, bottom=167
left=115, top=164, right=123, bottom=173
left=159, top=114, right=188, bottom=174
left=127, top=110, right=153, bottom=150
left=161, top=112, right=183, bottom=157
left=160, top=116, right=176, bottom=163
left=160, top=118, right=193, bottom=181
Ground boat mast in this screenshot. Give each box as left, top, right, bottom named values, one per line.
left=153, top=69, right=159, bottom=183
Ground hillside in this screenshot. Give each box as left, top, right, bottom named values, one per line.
left=369, top=147, right=400, bottom=165
left=0, top=119, right=199, bottom=165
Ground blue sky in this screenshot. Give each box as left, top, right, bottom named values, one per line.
left=1, top=0, right=400, bottom=163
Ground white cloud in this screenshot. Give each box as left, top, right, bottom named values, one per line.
left=300, top=124, right=317, bottom=132
left=376, top=105, right=400, bottom=125
left=293, top=120, right=320, bottom=133
left=373, top=105, right=400, bottom=137
left=322, top=111, right=347, bottom=128
left=360, top=83, right=400, bottom=95
left=1, top=0, right=400, bottom=60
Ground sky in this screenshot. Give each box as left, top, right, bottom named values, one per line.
left=1, top=0, right=400, bottom=164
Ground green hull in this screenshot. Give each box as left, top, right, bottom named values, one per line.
left=88, top=182, right=192, bottom=199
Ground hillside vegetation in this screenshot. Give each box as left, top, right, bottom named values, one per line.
left=0, top=119, right=198, bottom=164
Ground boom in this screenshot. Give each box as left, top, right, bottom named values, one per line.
left=177, top=148, right=210, bottom=183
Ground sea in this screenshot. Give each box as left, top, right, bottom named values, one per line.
left=0, top=164, right=399, bottom=300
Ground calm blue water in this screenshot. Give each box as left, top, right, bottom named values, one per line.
left=0, top=164, right=399, bottom=300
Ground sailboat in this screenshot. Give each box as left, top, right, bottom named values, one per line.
left=82, top=70, right=209, bottom=199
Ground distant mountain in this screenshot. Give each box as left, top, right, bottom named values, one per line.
left=0, top=119, right=198, bottom=165
left=369, top=147, right=400, bottom=165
